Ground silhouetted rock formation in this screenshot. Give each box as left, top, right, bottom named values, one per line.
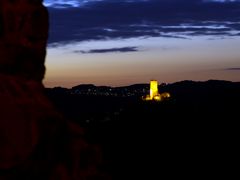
left=0, top=0, right=48, bottom=81
left=0, top=1, right=106, bottom=179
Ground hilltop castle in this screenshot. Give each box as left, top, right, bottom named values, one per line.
left=143, top=80, right=170, bottom=101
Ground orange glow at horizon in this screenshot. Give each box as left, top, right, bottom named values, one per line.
left=44, top=36, right=240, bottom=88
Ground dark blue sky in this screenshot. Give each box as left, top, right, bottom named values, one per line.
left=43, top=0, right=240, bottom=87
left=45, top=0, right=240, bottom=45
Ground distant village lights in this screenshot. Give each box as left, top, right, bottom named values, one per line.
left=143, top=80, right=170, bottom=101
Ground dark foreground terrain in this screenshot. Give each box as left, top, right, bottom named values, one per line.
left=45, top=80, right=239, bottom=179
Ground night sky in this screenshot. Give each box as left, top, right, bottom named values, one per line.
left=43, top=0, right=240, bottom=88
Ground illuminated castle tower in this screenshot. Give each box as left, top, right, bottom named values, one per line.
left=144, top=80, right=161, bottom=101
left=143, top=80, right=170, bottom=101
left=150, top=80, right=159, bottom=99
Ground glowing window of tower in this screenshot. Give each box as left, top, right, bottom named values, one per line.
left=150, top=80, right=159, bottom=99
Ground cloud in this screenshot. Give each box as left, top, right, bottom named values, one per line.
left=225, top=68, right=240, bottom=71
left=46, top=0, right=240, bottom=45
left=44, top=0, right=150, bottom=8
left=74, top=47, right=139, bottom=53
left=205, top=0, right=240, bottom=2
left=43, top=0, right=100, bottom=8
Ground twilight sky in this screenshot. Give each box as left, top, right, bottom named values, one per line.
left=43, top=0, right=240, bottom=88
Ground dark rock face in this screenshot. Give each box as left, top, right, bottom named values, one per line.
left=0, top=0, right=58, bottom=174
left=0, top=0, right=48, bottom=81
left=0, top=1, right=106, bottom=179
left=0, top=0, right=49, bottom=164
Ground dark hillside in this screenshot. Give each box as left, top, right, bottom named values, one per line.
left=46, top=80, right=239, bottom=178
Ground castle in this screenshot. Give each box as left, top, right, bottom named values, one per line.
left=143, top=80, right=170, bottom=101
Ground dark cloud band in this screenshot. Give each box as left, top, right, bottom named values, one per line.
left=47, top=0, right=240, bottom=46
left=74, top=47, right=139, bottom=54
left=225, top=68, right=240, bottom=71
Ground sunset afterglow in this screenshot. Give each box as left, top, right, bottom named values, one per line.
left=43, top=0, right=240, bottom=88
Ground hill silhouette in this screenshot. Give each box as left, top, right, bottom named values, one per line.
left=45, top=79, right=239, bottom=179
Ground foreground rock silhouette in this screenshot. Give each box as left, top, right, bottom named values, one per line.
left=0, top=1, right=107, bottom=179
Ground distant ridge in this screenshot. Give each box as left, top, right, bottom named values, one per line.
left=45, top=80, right=240, bottom=99
left=47, top=79, right=239, bottom=90
left=72, top=84, right=98, bottom=90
